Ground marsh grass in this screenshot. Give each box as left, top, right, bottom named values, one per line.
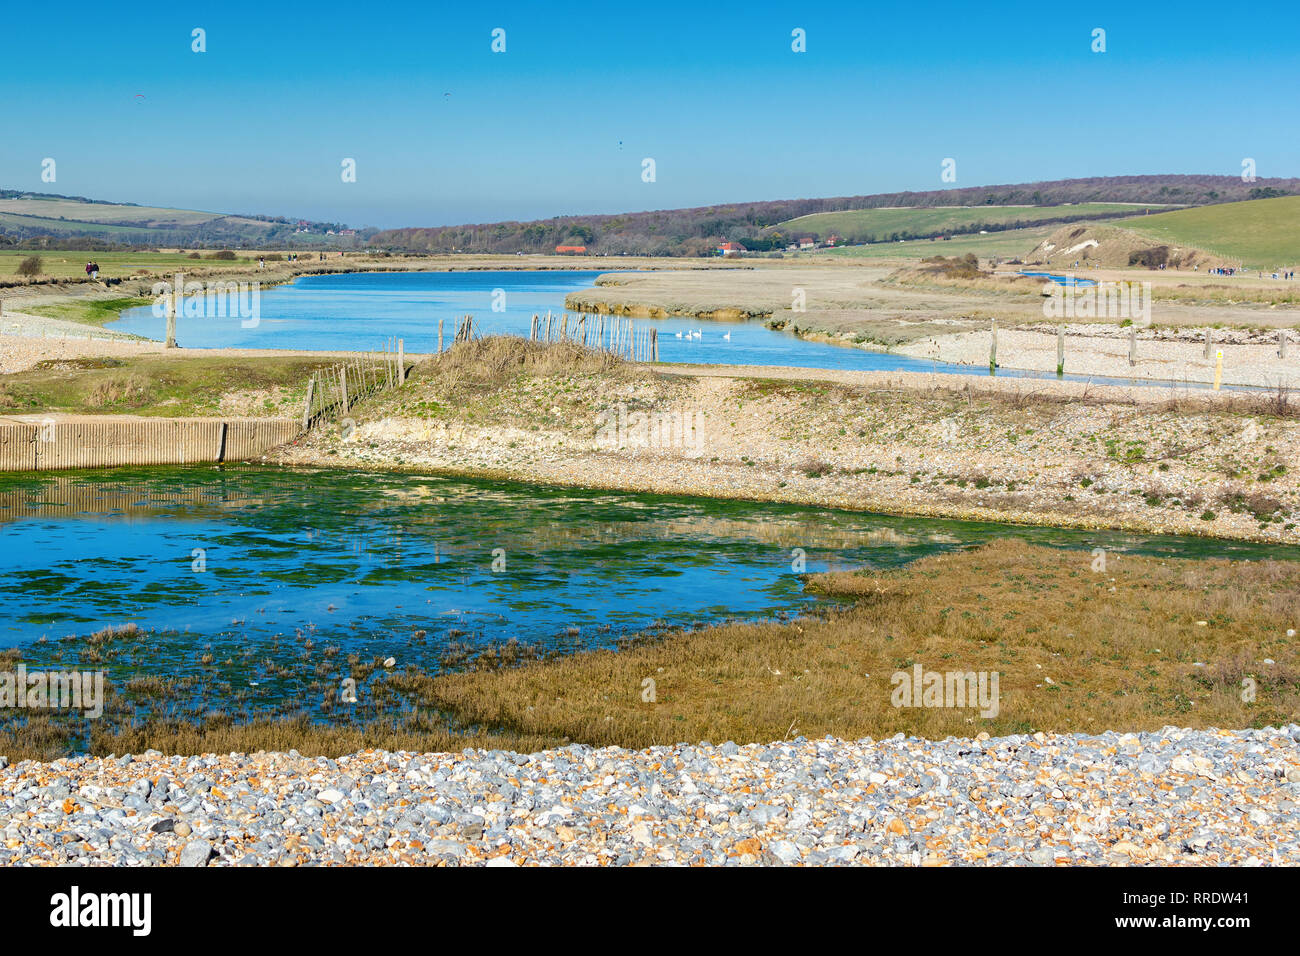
left=418, top=540, right=1300, bottom=749
left=5, top=541, right=1292, bottom=761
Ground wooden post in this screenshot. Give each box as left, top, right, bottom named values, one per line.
left=1204, top=328, right=1212, bottom=360
left=561, top=313, right=569, bottom=341
left=1280, top=329, right=1288, bottom=360
left=301, top=374, right=316, bottom=431
left=1214, top=349, right=1223, bottom=390
left=397, top=338, right=405, bottom=384
left=1056, top=326, right=1065, bottom=376
left=989, top=319, right=997, bottom=372
left=545, top=313, right=553, bottom=342
left=598, top=314, right=605, bottom=351
left=577, top=315, right=585, bottom=347
left=651, top=327, right=658, bottom=362
left=1128, top=326, right=1137, bottom=366
left=339, top=365, right=349, bottom=412
left=165, top=293, right=177, bottom=348
left=531, top=314, right=538, bottom=341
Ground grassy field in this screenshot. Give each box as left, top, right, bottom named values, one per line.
left=0, top=196, right=277, bottom=245
left=4, top=539, right=1295, bottom=759
left=0, top=249, right=264, bottom=279
left=809, top=226, right=1054, bottom=261
left=0, top=354, right=330, bottom=418
left=0, top=197, right=233, bottom=226
left=779, top=204, right=1157, bottom=242
left=1121, top=196, right=1300, bottom=270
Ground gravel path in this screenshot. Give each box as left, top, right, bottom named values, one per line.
left=2, top=727, right=1297, bottom=866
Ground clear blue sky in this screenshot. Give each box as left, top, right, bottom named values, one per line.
left=5, top=0, right=1297, bottom=228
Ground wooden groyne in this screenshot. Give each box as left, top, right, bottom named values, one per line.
left=0, top=417, right=299, bottom=472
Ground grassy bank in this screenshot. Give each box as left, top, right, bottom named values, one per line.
left=279, top=337, right=1300, bottom=543
left=3, top=540, right=1295, bottom=761
left=0, top=354, right=331, bottom=417
left=22, top=296, right=150, bottom=328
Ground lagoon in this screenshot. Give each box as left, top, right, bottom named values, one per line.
left=4, top=465, right=1296, bottom=728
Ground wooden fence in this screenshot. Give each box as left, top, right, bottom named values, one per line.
left=528, top=310, right=658, bottom=362
left=301, top=338, right=409, bottom=429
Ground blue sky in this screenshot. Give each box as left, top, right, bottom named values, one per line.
left=4, top=0, right=1297, bottom=228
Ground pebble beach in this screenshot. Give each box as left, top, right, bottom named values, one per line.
left=3, top=726, right=1297, bottom=866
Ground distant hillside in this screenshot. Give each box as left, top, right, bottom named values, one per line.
left=1121, top=196, right=1300, bottom=269
left=1026, top=223, right=1230, bottom=270
left=372, top=175, right=1300, bottom=257
left=774, top=202, right=1162, bottom=244
left=0, top=190, right=366, bottom=248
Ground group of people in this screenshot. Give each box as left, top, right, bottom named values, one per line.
left=84, top=260, right=100, bottom=279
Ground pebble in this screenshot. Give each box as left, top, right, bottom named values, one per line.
left=0, top=726, right=1295, bottom=866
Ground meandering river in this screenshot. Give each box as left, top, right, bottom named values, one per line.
left=110, top=270, right=1196, bottom=386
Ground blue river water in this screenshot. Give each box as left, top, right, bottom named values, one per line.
left=110, top=270, right=1203, bottom=387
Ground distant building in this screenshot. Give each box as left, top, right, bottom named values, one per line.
left=555, top=245, right=587, bottom=254
left=717, top=241, right=746, bottom=257
left=798, top=237, right=816, bottom=250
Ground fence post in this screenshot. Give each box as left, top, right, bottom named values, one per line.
left=438, top=319, right=444, bottom=355
left=397, top=338, right=404, bottom=384
left=1280, top=329, right=1288, bottom=360
left=165, top=293, right=177, bottom=348
left=531, top=314, right=538, bottom=341
left=1056, top=326, right=1065, bottom=375
left=1128, top=326, right=1137, bottom=366
left=301, top=374, right=316, bottom=431
left=1204, top=328, right=1212, bottom=360
left=339, top=365, right=349, bottom=413
left=989, top=319, right=997, bottom=372
left=561, top=313, right=568, bottom=340
left=577, top=315, right=585, bottom=346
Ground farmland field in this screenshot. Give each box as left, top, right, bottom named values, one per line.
left=0, top=249, right=276, bottom=278
left=777, top=203, right=1159, bottom=241
left=1119, top=195, right=1300, bottom=269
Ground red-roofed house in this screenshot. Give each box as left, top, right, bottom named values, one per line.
left=555, top=245, right=587, bottom=254
left=717, top=241, right=747, bottom=257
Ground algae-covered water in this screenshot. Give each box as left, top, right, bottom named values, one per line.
left=3, top=465, right=1296, bottom=727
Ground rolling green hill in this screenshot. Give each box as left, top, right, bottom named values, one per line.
left=775, top=203, right=1163, bottom=244
left=1119, top=196, right=1300, bottom=269
left=0, top=192, right=359, bottom=248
